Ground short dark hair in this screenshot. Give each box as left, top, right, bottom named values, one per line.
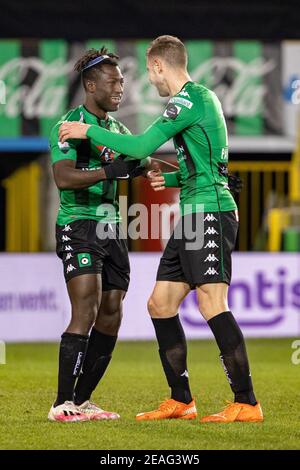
left=147, top=35, right=187, bottom=68
left=74, top=47, right=119, bottom=89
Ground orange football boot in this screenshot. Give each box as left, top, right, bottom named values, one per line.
left=200, top=401, right=263, bottom=423
left=136, top=398, right=197, bottom=421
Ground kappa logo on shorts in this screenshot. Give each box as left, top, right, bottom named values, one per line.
left=204, top=267, right=219, bottom=276
left=62, top=225, right=72, bottom=232
left=65, top=253, right=73, bottom=260
left=62, top=235, right=71, bottom=242
left=64, top=245, right=73, bottom=251
left=204, top=240, right=219, bottom=248
left=204, top=254, right=219, bottom=262
left=204, top=227, right=219, bottom=235
left=204, top=214, right=218, bottom=222
left=77, top=253, right=92, bottom=268
left=66, top=264, right=76, bottom=273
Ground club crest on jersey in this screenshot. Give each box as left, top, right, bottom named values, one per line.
left=96, top=145, right=114, bottom=163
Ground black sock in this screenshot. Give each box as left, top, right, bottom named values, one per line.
left=74, top=328, right=117, bottom=405
left=152, top=315, right=192, bottom=405
left=54, top=332, right=89, bottom=407
left=208, top=311, right=257, bottom=406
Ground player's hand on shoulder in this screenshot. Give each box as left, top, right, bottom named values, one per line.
left=59, top=121, right=91, bottom=143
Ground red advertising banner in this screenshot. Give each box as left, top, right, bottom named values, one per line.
left=134, top=155, right=180, bottom=251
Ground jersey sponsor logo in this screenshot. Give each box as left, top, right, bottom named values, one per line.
left=177, top=145, right=185, bottom=154
left=64, top=245, right=73, bottom=251
left=204, top=227, right=219, bottom=235
left=221, top=147, right=229, bottom=160
left=61, top=235, right=71, bottom=242
left=170, top=96, right=193, bottom=109
left=204, top=254, right=219, bottom=262
left=96, top=145, right=114, bottom=163
left=65, top=253, right=73, bottom=260
left=204, top=214, right=218, bottom=222
left=204, top=240, right=219, bottom=248
left=62, top=224, right=72, bottom=232
left=77, top=253, right=92, bottom=268
left=176, top=145, right=186, bottom=162
left=66, top=263, right=76, bottom=273
left=163, top=103, right=182, bottom=120
left=178, top=90, right=190, bottom=98
left=204, top=267, right=219, bottom=276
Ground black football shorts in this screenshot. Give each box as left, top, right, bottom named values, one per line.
left=56, top=219, right=130, bottom=291
left=156, top=210, right=239, bottom=288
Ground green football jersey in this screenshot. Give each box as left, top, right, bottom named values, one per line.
left=50, top=105, right=131, bottom=226
left=155, top=81, right=237, bottom=214
left=87, top=81, right=237, bottom=214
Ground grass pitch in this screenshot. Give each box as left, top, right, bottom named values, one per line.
left=0, top=338, right=299, bottom=450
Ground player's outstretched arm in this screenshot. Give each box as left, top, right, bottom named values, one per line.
left=58, top=121, right=169, bottom=160
left=59, top=96, right=199, bottom=161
